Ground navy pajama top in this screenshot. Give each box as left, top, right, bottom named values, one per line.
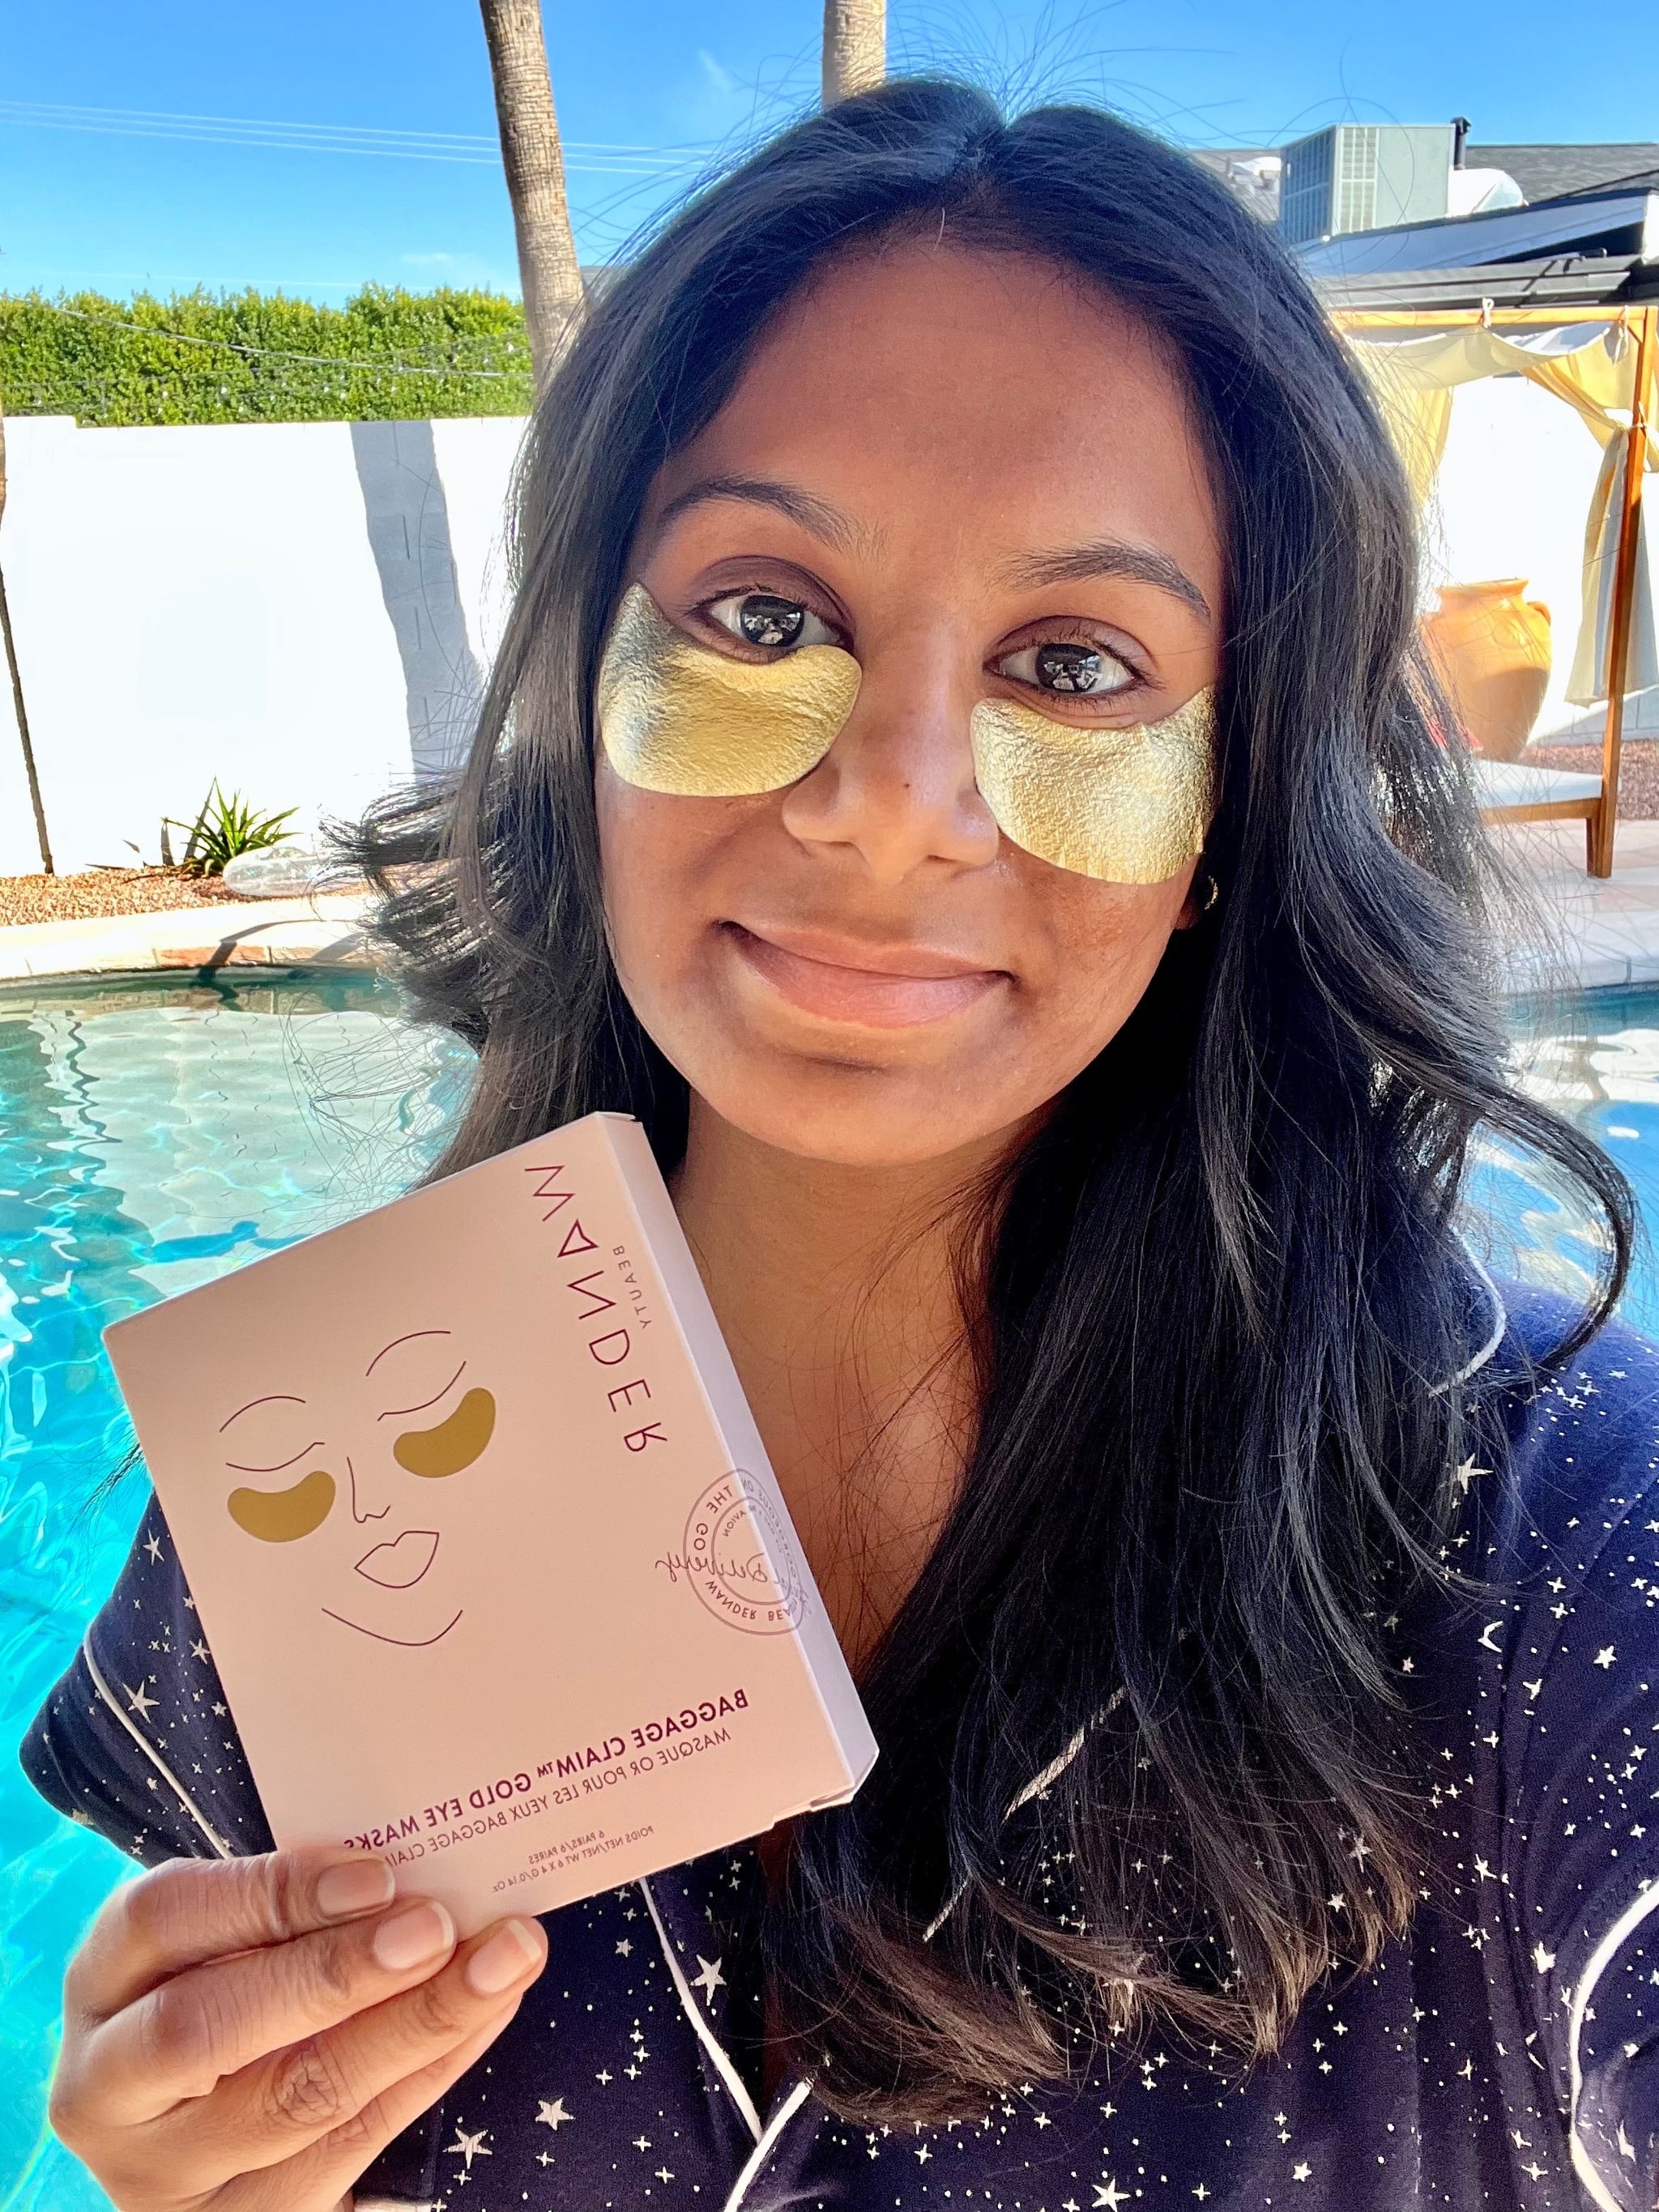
left=22, top=1280, right=1659, bottom=2212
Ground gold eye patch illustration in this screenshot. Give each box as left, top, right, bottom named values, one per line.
left=969, top=688, right=1216, bottom=883
left=596, top=584, right=861, bottom=796
left=228, top=1468, right=336, bottom=1543
left=393, top=1387, right=497, bottom=1477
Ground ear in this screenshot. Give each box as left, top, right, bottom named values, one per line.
left=1175, top=867, right=1217, bottom=931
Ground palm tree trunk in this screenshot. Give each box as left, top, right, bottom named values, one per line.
left=477, top=0, right=585, bottom=385
left=0, top=407, right=53, bottom=873
left=822, top=0, right=886, bottom=105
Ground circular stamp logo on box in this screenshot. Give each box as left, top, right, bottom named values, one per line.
left=683, top=1469, right=806, bottom=1636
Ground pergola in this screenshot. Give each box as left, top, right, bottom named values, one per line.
left=1326, top=261, right=1657, bottom=877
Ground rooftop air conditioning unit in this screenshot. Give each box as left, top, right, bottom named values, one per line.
left=1277, top=124, right=1456, bottom=245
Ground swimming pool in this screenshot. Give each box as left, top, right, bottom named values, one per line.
left=1, top=970, right=1656, bottom=2210
left=0, top=971, right=474, bottom=2212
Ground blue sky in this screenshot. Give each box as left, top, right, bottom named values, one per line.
left=1, top=0, right=1655, bottom=300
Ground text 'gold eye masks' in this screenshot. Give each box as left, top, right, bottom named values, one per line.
left=596, top=585, right=862, bottom=797
left=228, top=1468, right=335, bottom=1543
left=394, top=1387, right=497, bottom=1477
left=969, top=688, right=1216, bottom=884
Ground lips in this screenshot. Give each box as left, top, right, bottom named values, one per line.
left=724, top=921, right=1005, bottom=1029
left=354, top=1529, right=440, bottom=1588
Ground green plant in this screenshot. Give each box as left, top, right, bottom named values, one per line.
left=0, top=286, right=534, bottom=427
left=165, top=784, right=298, bottom=876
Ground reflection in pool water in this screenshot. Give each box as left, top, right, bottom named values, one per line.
left=0, top=971, right=1656, bottom=2209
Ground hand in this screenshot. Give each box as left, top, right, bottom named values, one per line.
left=50, top=1848, right=548, bottom=2211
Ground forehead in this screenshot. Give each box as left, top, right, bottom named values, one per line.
left=650, top=239, right=1222, bottom=602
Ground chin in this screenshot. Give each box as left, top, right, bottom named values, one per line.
left=705, top=1055, right=1016, bottom=1169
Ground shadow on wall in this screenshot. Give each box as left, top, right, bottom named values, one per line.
left=349, top=421, right=485, bottom=777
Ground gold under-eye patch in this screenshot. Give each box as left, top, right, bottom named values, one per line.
left=393, top=1387, right=497, bottom=1477
left=969, top=689, right=1216, bottom=884
left=596, top=585, right=861, bottom=796
left=228, top=1468, right=335, bottom=1543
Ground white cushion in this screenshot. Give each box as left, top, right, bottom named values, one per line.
left=1473, top=760, right=1602, bottom=809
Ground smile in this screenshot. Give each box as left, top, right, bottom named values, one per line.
left=723, top=922, right=1005, bottom=1029
left=354, top=1528, right=441, bottom=1588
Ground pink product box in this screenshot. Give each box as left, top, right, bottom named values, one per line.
left=104, top=1112, right=877, bottom=1934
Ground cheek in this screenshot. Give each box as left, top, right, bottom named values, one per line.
left=595, top=762, right=753, bottom=1019
left=1021, top=867, right=1194, bottom=1055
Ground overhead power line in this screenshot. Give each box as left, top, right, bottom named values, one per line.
left=0, top=99, right=712, bottom=177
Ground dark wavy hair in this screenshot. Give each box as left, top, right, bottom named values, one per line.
left=349, top=80, right=1633, bottom=2121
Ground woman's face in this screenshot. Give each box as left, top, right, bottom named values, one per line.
left=597, top=241, right=1225, bottom=1168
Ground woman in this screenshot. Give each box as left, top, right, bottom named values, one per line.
left=22, top=79, right=1658, bottom=2212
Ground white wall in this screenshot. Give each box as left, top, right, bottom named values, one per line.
left=0, top=390, right=1650, bottom=879
left=0, top=414, right=526, bottom=876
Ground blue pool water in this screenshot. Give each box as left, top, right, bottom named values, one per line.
left=2, top=971, right=1658, bottom=2210
left=0, top=971, right=473, bottom=2211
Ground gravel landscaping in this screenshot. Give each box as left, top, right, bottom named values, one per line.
left=1520, top=738, right=1659, bottom=819
left=0, top=869, right=243, bottom=927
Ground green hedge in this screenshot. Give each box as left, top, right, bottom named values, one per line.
left=0, top=286, right=533, bottom=425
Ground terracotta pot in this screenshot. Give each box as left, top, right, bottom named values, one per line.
left=1421, top=580, right=1552, bottom=761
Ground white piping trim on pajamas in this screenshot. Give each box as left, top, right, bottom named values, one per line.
left=720, top=2077, right=812, bottom=2212
left=1567, top=1876, right=1659, bottom=2212
left=1433, top=1249, right=1508, bottom=1396
left=640, top=1873, right=765, bottom=2144
left=82, top=1634, right=232, bottom=1859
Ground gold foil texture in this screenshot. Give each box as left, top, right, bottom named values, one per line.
left=969, top=688, right=1215, bottom=884
left=596, top=585, right=862, bottom=797
left=595, top=584, right=1213, bottom=884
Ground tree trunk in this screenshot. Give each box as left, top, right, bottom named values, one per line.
left=822, top=0, right=886, bottom=106
left=0, top=407, right=54, bottom=873
left=477, top=0, right=585, bottom=386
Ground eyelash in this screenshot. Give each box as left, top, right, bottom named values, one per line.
left=378, top=1361, right=467, bottom=1421
left=225, top=1441, right=326, bottom=1475
left=689, top=589, right=1151, bottom=709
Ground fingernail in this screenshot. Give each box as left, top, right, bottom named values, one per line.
left=316, top=1856, right=395, bottom=1920
left=466, top=1919, right=544, bottom=1996
left=373, top=1900, right=455, bottom=1972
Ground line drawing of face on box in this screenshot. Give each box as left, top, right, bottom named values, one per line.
left=215, top=1328, right=496, bottom=1647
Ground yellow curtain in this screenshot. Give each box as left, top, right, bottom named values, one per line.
left=1345, top=321, right=1657, bottom=702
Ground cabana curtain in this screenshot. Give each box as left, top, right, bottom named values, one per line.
left=1349, top=322, right=1657, bottom=703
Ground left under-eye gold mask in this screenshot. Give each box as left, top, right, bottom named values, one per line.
left=596, top=585, right=862, bottom=797
left=969, top=688, right=1216, bottom=884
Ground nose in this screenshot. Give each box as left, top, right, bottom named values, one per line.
left=778, top=629, right=1001, bottom=884
left=345, top=1453, right=394, bottom=1524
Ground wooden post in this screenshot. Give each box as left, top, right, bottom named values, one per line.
left=0, top=403, right=53, bottom=874
left=1590, top=304, right=1657, bottom=878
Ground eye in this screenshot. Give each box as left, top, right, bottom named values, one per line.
left=394, top=1387, right=497, bottom=1478
left=994, top=639, right=1137, bottom=698
left=704, top=591, right=841, bottom=653
left=228, top=1468, right=335, bottom=1543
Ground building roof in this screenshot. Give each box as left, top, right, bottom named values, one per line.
left=1467, top=143, right=1659, bottom=202
left=1192, top=140, right=1659, bottom=228
left=1315, top=249, right=1659, bottom=313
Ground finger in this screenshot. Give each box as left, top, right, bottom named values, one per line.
left=83, top=1894, right=460, bottom=2126
left=215, top=2000, right=524, bottom=2212
left=168, top=1916, right=548, bottom=2187
left=67, top=1850, right=397, bottom=2024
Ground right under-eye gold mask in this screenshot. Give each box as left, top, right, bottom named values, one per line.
left=969, top=688, right=1216, bottom=883
left=596, top=585, right=862, bottom=797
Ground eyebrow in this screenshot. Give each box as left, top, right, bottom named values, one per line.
left=998, top=539, right=1212, bottom=617
left=366, top=1328, right=453, bottom=1378
left=219, top=1393, right=306, bottom=1431
left=652, top=473, right=868, bottom=558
